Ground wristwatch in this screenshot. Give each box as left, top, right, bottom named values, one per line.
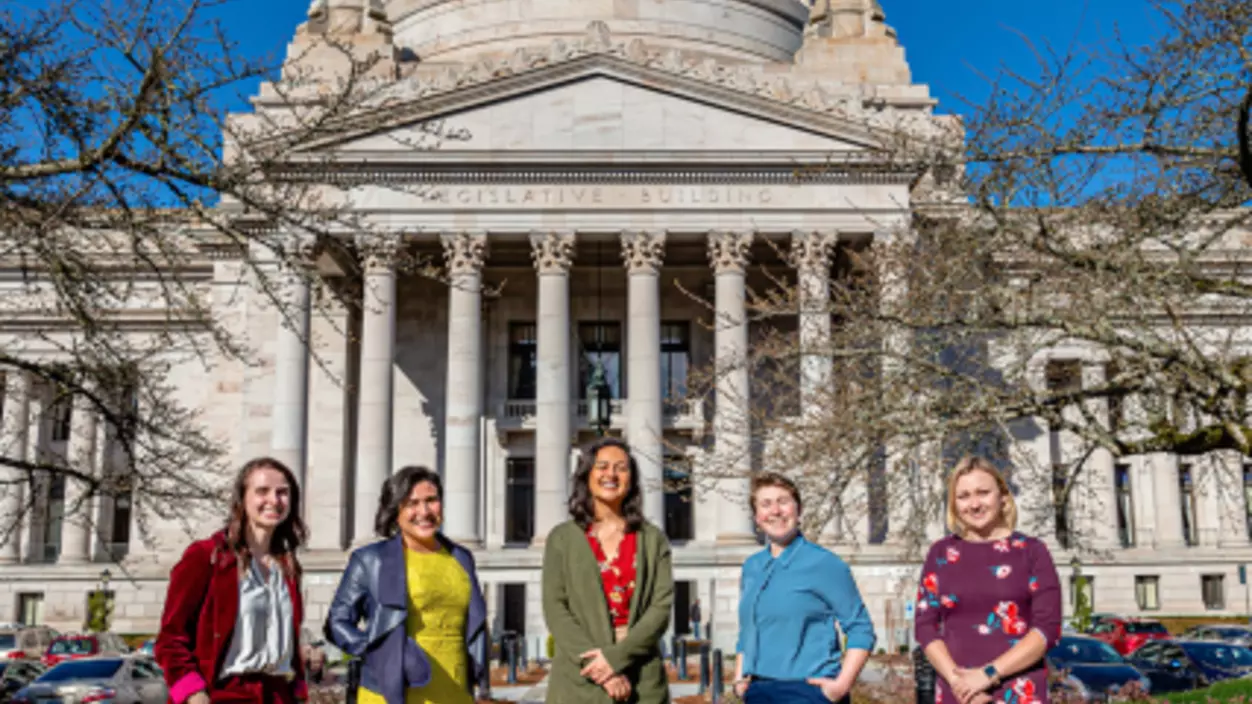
left=982, top=664, right=1001, bottom=686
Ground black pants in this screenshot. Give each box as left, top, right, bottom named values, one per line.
left=744, top=678, right=851, bottom=704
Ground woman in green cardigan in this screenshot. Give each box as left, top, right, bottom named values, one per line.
left=542, top=437, right=674, bottom=704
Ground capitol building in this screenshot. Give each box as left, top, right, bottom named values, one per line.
left=1, top=0, right=1249, bottom=652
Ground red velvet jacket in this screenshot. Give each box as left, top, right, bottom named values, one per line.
left=154, top=531, right=308, bottom=703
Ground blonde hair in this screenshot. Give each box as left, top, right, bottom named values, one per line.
left=945, top=455, right=1018, bottom=536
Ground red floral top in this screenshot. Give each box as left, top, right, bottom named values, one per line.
left=586, top=528, right=638, bottom=627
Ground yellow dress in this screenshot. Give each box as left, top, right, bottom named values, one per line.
left=358, top=546, right=473, bottom=704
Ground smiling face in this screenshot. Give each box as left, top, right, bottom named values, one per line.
left=753, top=485, right=800, bottom=545
left=398, top=480, right=443, bottom=548
left=243, top=466, right=291, bottom=533
left=953, top=469, right=1008, bottom=537
left=588, top=445, right=632, bottom=510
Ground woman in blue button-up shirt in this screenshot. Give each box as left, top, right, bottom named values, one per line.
left=733, top=472, right=876, bottom=704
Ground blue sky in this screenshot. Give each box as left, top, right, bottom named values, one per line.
left=213, top=0, right=1163, bottom=116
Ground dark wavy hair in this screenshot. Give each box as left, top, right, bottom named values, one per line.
left=224, top=456, right=307, bottom=579
left=568, top=437, right=644, bottom=532
left=375, top=465, right=443, bottom=538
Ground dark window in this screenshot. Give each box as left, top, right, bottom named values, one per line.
left=1046, top=360, right=1083, bottom=395
left=660, top=322, right=690, bottom=404
left=46, top=476, right=65, bottom=562
left=1180, top=464, right=1198, bottom=547
left=501, top=584, right=526, bottom=637
left=1202, top=575, right=1225, bottom=611
left=1244, top=465, right=1252, bottom=541
left=663, top=461, right=694, bottom=542
left=1052, top=463, right=1070, bottom=549
left=110, top=491, right=132, bottom=550
left=49, top=391, right=72, bottom=443
left=1125, top=621, right=1167, bottom=634
left=578, top=322, right=621, bottom=399
left=36, top=658, right=121, bottom=682
left=1135, top=576, right=1160, bottom=611
left=17, top=593, right=43, bottom=625
left=505, top=458, right=534, bottom=545
left=1115, top=464, right=1135, bottom=547
left=507, top=323, right=537, bottom=400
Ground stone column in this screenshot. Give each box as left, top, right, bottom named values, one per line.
left=791, top=230, right=837, bottom=411
left=0, top=371, right=31, bottom=564
left=1149, top=453, right=1186, bottom=548
left=876, top=232, right=915, bottom=549
left=59, top=392, right=98, bottom=565
left=1216, top=451, right=1250, bottom=547
left=353, top=234, right=403, bottom=544
left=1019, top=359, right=1058, bottom=546
left=270, top=239, right=314, bottom=485
left=623, top=231, right=666, bottom=527
left=708, top=231, right=756, bottom=544
left=1079, top=361, right=1118, bottom=549
left=442, top=232, right=488, bottom=547
left=531, top=231, right=575, bottom=545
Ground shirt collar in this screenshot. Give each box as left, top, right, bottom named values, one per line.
left=768, top=532, right=808, bottom=569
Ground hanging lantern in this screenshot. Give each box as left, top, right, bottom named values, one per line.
left=586, top=361, right=612, bottom=435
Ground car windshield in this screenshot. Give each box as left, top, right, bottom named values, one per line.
left=36, top=659, right=122, bottom=682
left=1126, top=622, right=1168, bottom=634
left=48, top=639, right=94, bottom=656
left=1050, top=639, right=1125, bottom=664
left=1213, top=628, right=1252, bottom=639
left=1183, top=643, right=1252, bottom=668
left=0, top=634, right=15, bottom=649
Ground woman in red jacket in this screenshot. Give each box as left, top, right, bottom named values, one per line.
left=155, top=457, right=310, bottom=703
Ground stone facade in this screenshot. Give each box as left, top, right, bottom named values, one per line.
left=2, top=0, right=1252, bottom=657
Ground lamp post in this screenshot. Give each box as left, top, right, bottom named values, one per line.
left=586, top=361, right=612, bottom=436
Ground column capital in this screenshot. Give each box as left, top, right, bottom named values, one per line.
left=530, top=231, right=575, bottom=274
left=789, top=230, right=838, bottom=271
left=281, top=231, right=320, bottom=270
left=621, top=230, right=666, bottom=274
left=356, top=232, right=406, bottom=271
left=707, top=231, right=753, bottom=274
left=441, top=231, right=489, bottom=275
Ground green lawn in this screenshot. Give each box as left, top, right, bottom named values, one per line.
left=1155, top=678, right=1252, bottom=703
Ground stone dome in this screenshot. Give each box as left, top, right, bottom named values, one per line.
left=385, top=0, right=811, bottom=64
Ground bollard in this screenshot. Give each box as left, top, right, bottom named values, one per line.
left=913, top=647, right=936, bottom=704
left=521, top=637, right=529, bottom=669
left=677, top=640, right=688, bottom=681
left=506, top=637, right=518, bottom=685
left=711, top=648, right=724, bottom=703
left=698, top=643, right=711, bottom=694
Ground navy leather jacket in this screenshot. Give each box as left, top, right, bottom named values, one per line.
left=324, top=534, right=489, bottom=704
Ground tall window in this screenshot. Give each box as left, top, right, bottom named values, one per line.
left=663, top=459, right=694, bottom=542
left=1202, top=575, right=1225, bottom=610
left=1115, top=464, right=1135, bottom=547
left=507, top=323, right=538, bottom=400
left=17, top=593, right=43, bottom=626
left=1179, top=463, right=1198, bottom=547
left=1135, top=576, right=1160, bottom=611
left=578, top=322, right=621, bottom=398
left=49, top=390, right=72, bottom=443
left=1052, top=463, right=1070, bottom=549
left=501, top=584, right=526, bottom=636
left=504, top=459, right=535, bottom=545
left=45, top=475, right=65, bottom=562
left=660, top=322, right=690, bottom=403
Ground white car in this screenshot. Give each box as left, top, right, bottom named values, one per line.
left=12, top=656, right=167, bottom=704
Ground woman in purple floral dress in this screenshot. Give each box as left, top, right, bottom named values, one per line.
left=915, top=456, right=1062, bottom=704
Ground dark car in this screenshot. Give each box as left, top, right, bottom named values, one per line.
left=1180, top=624, right=1252, bottom=647
left=1126, top=639, right=1252, bottom=693
left=0, top=660, right=45, bottom=703
left=1047, top=635, right=1152, bottom=702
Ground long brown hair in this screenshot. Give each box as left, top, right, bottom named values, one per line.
left=224, top=456, right=308, bottom=578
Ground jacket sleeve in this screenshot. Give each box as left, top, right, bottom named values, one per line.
left=602, top=529, right=674, bottom=673
left=541, top=527, right=600, bottom=659
left=324, top=550, right=372, bottom=657
left=464, top=550, right=492, bottom=697
left=154, top=540, right=213, bottom=704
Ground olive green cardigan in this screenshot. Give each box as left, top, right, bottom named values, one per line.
left=542, top=520, right=674, bottom=704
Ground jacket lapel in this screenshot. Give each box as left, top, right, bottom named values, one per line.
left=210, top=538, right=240, bottom=671
left=626, top=525, right=647, bottom=627
left=377, top=535, right=407, bottom=608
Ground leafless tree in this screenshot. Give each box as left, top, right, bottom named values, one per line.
left=684, top=0, right=1252, bottom=557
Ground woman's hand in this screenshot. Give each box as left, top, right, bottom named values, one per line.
left=733, top=676, right=752, bottom=698
left=603, top=674, right=632, bottom=701
left=949, top=667, right=994, bottom=704
left=805, top=676, right=852, bottom=702
left=187, top=692, right=210, bottom=704
left=579, top=648, right=616, bottom=685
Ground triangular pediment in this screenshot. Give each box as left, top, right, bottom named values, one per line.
left=286, top=54, right=893, bottom=159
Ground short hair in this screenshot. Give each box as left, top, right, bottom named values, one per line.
left=568, top=437, right=645, bottom=532
left=375, top=465, right=443, bottom=538
left=749, top=472, right=802, bottom=514
left=945, top=455, right=1018, bottom=536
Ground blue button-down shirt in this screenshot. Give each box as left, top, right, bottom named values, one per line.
left=736, top=535, right=876, bottom=680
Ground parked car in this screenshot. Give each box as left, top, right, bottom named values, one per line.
left=136, top=639, right=155, bottom=658
left=1090, top=618, right=1171, bottom=655
left=1180, top=624, right=1252, bottom=646
left=1125, top=639, right=1252, bottom=693
left=0, top=627, right=55, bottom=661
left=1047, top=635, right=1152, bottom=701
left=11, top=657, right=167, bottom=704
left=0, top=660, right=46, bottom=702
left=41, top=633, right=129, bottom=668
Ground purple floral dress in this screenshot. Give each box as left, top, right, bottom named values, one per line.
left=914, top=532, right=1062, bottom=704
